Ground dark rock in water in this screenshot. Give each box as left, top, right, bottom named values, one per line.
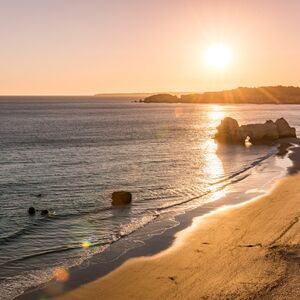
left=214, top=117, right=246, bottom=144
left=40, top=209, right=49, bottom=216
left=276, top=143, right=292, bottom=157
left=36, top=193, right=42, bottom=198
left=28, top=207, right=36, bottom=215
left=112, top=191, right=132, bottom=206
left=240, top=120, right=279, bottom=144
left=275, top=118, right=296, bottom=138
left=215, top=117, right=297, bottom=144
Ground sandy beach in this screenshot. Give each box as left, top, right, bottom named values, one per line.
left=55, top=169, right=300, bottom=299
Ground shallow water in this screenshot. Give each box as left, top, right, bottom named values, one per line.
left=0, top=99, right=300, bottom=299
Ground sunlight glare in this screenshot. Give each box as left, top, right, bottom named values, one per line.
left=204, top=43, right=232, bottom=70
left=208, top=105, right=225, bottom=121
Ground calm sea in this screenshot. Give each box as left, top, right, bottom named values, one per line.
left=0, top=98, right=299, bottom=299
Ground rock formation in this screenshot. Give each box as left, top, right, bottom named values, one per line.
left=275, top=118, right=296, bottom=138
left=112, top=191, right=132, bottom=206
left=215, top=117, right=246, bottom=144
left=215, top=117, right=296, bottom=144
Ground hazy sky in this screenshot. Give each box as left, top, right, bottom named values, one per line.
left=1, top=0, right=300, bottom=95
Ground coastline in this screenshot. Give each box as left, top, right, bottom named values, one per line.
left=17, top=139, right=300, bottom=300
left=56, top=153, right=300, bottom=299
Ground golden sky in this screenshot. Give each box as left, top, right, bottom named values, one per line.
left=1, top=0, right=300, bottom=95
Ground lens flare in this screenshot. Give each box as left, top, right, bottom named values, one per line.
left=81, top=240, right=91, bottom=249
left=53, top=267, right=69, bottom=282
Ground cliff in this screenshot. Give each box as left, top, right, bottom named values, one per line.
left=141, top=86, right=300, bottom=104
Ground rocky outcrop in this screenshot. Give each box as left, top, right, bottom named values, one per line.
left=275, top=118, right=296, bottom=138
left=112, top=191, right=132, bottom=206
left=240, top=120, right=280, bottom=144
left=215, top=118, right=296, bottom=144
left=215, top=117, right=246, bottom=144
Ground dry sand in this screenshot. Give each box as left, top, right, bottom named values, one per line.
left=57, top=174, right=300, bottom=300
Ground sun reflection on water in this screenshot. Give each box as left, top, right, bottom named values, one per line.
left=201, top=139, right=225, bottom=182
left=208, top=105, right=225, bottom=121
left=200, top=139, right=228, bottom=202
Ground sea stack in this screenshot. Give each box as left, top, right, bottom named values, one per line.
left=215, top=117, right=296, bottom=144
left=214, top=117, right=246, bottom=144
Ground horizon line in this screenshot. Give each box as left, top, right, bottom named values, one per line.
left=0, top=85, right=299, bottom=97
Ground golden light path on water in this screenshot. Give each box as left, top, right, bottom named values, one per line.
left=203, top=105, right=227, bottom=201
left=207, top=104, right=226, bottom=121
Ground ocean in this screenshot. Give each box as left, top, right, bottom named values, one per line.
left=0, top=98, right=299, bottom=299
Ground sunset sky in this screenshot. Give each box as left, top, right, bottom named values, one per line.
left=1, top=0, right=300, bottom=95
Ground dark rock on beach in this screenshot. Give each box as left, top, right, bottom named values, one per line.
left=112, top=191, right=132, bottom=206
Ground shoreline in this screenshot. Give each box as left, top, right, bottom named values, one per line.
left=55, top=145, right=300, bottom=300
left=17, top=139, right=300, bottom=300
left=58, top=174, right=300, bottom=299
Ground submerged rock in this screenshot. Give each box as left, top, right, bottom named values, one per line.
left=28, top=207, right=36, bottom=215
left=112, top=191, right=132, bottom=206
left=40, top=209, right=49, bottom=216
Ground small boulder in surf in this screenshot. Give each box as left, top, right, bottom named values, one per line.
left=40, top=209, right=49, bottom=216
left=112, top=191, right=132, bottom=206
left=28, top=207, right=36, bottom=215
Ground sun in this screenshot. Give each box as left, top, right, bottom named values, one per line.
left=204, top=43, right=232, bottom=70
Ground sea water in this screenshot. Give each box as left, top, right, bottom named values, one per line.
left=0, top=98, right=299, bottom=299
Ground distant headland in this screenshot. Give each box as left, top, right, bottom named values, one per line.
left=140, top=86, right=300, bottom=104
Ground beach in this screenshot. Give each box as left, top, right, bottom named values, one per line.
left=57, top=169, right=300, bottom=299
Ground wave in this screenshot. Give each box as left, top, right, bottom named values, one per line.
left=0, top=217, right=51, bottom=245
left=156, top=151, right=275, bottom=212
left=215, top=151, right=276, bottom=185
left=0, top=214, right=158, bottom=300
